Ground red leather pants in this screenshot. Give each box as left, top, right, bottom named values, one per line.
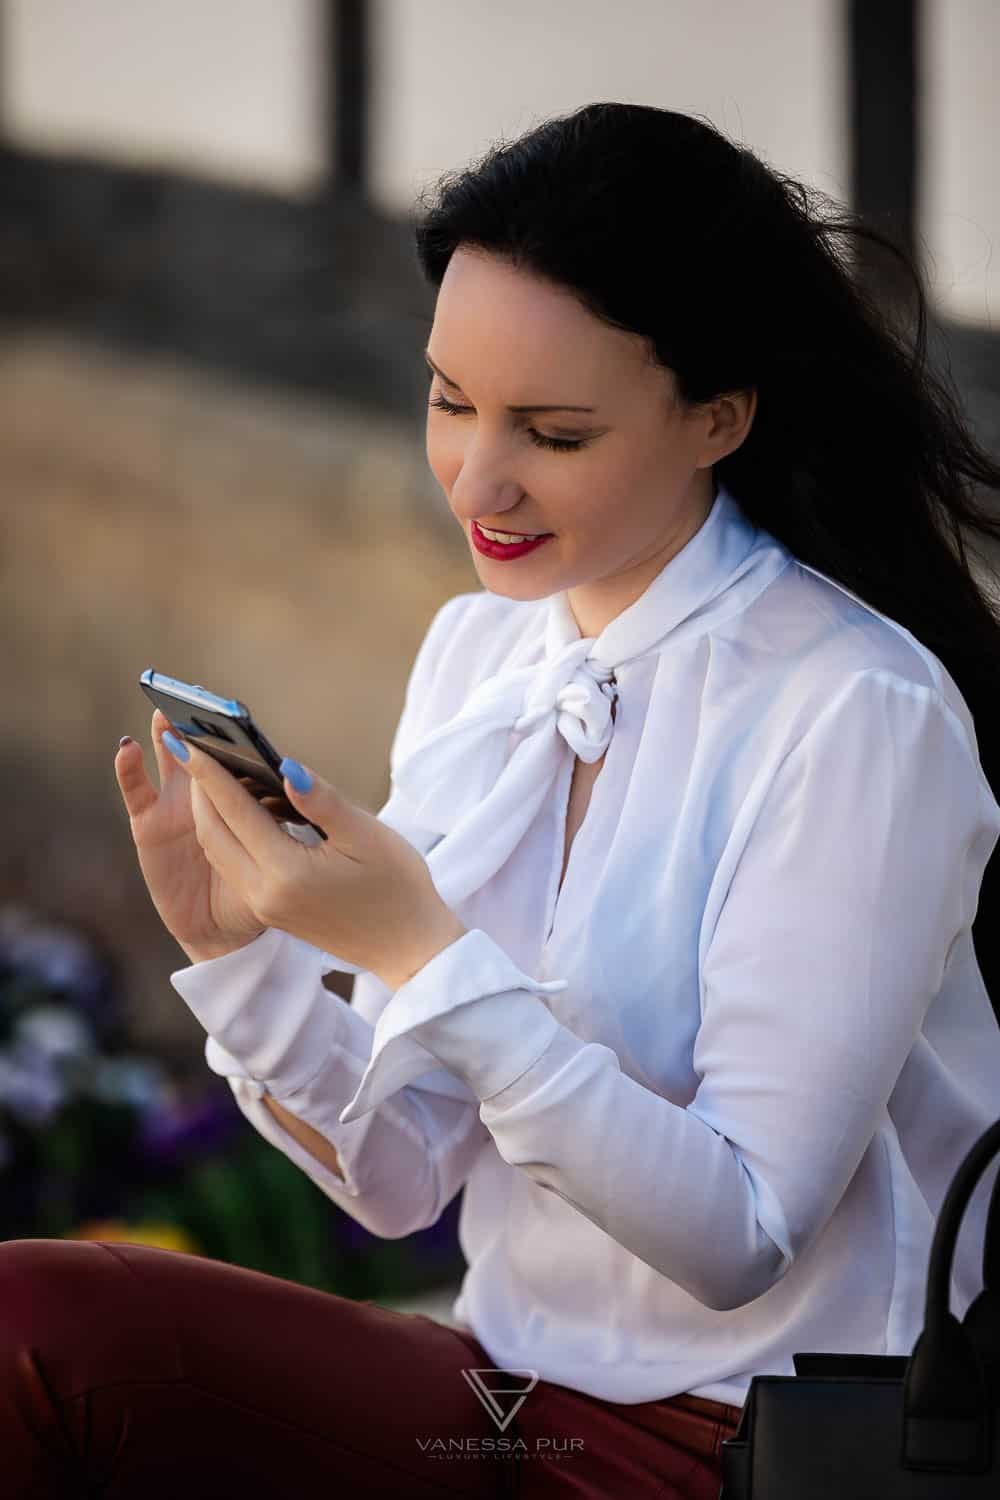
left=0, top=1236, right=741, bottom=1498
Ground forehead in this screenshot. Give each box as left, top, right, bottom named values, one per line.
left=431, top=248, right=649, bottom=389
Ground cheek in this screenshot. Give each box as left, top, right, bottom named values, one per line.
left=567, top=449, right=670, bottom=541
left=573, top=448, right=642, bottom=518
left=601, top=435, right=678, bottom=507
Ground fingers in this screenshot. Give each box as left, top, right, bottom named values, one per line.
left=182, top=742, right=289, bottom=864
left=189, top=779, right=260, bottom=890
left=114, top=736, right=159, bottom=820
left=238, top=777, right=304, bottom=822
left=120, top=716, right=299, bottom=836
left=150, top=708, right=187, bottom=793
left=238, top=775, right=280, bottom=798
left=115, top=709, right=195, bottom=822
left=236, top=770, right=323, bottom=831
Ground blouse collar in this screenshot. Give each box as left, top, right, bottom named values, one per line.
left=544, top=480, right=764, bottom=670
left=377, top=480, right=788, bottom=912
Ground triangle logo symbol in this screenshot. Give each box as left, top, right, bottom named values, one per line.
left=461, top=1367, right=539, bottom=1432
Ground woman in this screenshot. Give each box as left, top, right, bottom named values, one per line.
left=5, top=101, right=1000, bottom=1499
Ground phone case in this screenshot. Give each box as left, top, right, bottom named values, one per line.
left=138, top=669, right=328, bottom=841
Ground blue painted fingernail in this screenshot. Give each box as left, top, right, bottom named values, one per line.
left=162, top=730, right=190, bottom=763
left=280, top=757, right=312, bottom=793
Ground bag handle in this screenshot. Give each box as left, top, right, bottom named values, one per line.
left=902, top=1117, right=1000, bottom=1472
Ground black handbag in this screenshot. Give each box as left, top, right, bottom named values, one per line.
left=719, top=1116, right=1000, bottom=1497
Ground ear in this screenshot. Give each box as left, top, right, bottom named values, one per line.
left=702, top=386, right=757, bottom=465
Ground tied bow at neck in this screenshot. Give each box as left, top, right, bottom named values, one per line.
left=372, top=483, right=786, bottom=915
left=517, top=644, right=619, bottom=753
left=382, top=640, right=619, bottom=909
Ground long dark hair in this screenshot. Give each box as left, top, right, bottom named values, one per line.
left=413, top=101, right=1000, bottom=1016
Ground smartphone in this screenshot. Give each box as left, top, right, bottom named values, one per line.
left=138, top=669, right=328, bottom=841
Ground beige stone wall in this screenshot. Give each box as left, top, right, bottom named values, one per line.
left=1, top=334, right=476, bottom=1059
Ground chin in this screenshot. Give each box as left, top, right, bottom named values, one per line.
left=477, top=575, right=557, bottom=602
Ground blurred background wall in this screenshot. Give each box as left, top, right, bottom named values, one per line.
left=0, top=0, right=997, bottom=1269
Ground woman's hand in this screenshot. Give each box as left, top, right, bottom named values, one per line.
left=159, top=733, right=468, bottom=990
left=115, top=710, right=269, bottom=963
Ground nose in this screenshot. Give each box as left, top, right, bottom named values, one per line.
left=449, top=470, right=527, bottom=527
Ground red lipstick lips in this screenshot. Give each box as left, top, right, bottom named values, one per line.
left=471, top=521, right=554, bottom=561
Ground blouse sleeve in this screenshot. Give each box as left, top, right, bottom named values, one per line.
left=335, top=669, right=1000, bottom=1309
left=169, top=592, right=494, bottom=1239
left=171, top=933, right=492, bottom=1239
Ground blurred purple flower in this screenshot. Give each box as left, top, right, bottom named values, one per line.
left=17, top=1004, right=96, bottom=1065
left=138, top=1086, right=242, bottom=1165
left=89, top=1055, right=171, bottom=1114
left=1, top=905, right=99, bottom=992
left=0, top=1048, right=67, bottom=1126
left=0, top=903, right=122, bottom=1042
left=0, top=1001, right=97, bottom=1125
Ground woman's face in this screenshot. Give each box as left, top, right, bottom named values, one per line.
left=425, top=247, right=756, bottom=638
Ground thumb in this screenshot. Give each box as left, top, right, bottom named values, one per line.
left=279, top=757, right=358, bottom=844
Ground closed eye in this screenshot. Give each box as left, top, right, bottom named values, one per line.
left=428, top=391, right=593, bottom=453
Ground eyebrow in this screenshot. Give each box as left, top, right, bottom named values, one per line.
left=423, top=351, right=597, bottom=413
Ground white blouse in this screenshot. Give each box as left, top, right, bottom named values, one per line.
left=170, top=487, right=1000, bottom=1408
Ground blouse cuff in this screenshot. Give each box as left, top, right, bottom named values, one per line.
left=170, top=925, right=353, bottom=1100
left=338, top=927, right=568, bottom=1123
